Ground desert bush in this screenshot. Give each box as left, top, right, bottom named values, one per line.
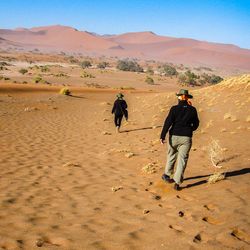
left=209, top=74, right=223, bottom=84
left=178, top=70, right=199, bottom=86
left=81, top=71, right=95, bottom=78
left=55, top=72, right=69, bottom=78
left=19, top=68, right=28, bottom=75
left=68, top=56, right=79, bottom=64
left=117, top=60, right=143, bottom=72
left=0, top=62, right=11, bottom=67
left=33, top=76, right=42, bottom=83
left=97, top=61, right=109, bottom=69
left=146, top=67, right=154, bottom=75
left=209, top=139, right=224, bottom=168
left=200, top=73, right=223, bottom=85
left=59, top=88, right=71, bottom=95
left=80, top=60, right=92, bottom=69
left=40, top=65, right=50, bottom=72
left=145, top=76, right=154, bottom=85
left=207, top=139, right=226, bottom=184
left=162, top=64, right=178, bottom=76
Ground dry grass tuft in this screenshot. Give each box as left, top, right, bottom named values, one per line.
left=142, top=163, right=158, bottom=174
left=207, top=172, right=225, bottom=184
left=209, top=139, right=224, bottom=168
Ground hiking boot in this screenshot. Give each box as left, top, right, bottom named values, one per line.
left=162, top=174, right=174, bottom=183
left=174, top=183, right=181, bottom=191
left=116, top=126, right=120, bottom=133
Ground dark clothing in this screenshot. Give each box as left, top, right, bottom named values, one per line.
left=160, top=100, right=199, bottom=140
left=114, top=115, right=123, bottom=127
left=112, top=99, right=128, bottom=120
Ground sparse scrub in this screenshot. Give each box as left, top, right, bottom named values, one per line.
left=80, top=60, right=92, bottom=69
left=19, top=68, right=28, bottom=75
left=209, top=139, right=224, bottom=168
left=117, top=60, right=143, bottom=72
left=162, top=64, right=178, bottom=76
left=33, top=76, right=43, bottom=83
left=207, top=139, right=226, bottom=184
left=54, top=72, right=69, bottom=78
left=59, top=88, right=71, bottom=95
left=178, top=70, right=199, bottom=86
left=81, top=71, right=95, bottom=78
left=40, top=65, right=50, bottom=72
left=97, top=61, right=109, bottom=69
left=146, top=67, right=154, bottom=75
left=145, top=76, right=154, bottom=85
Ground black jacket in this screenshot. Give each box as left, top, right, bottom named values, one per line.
left=112, top=99, right=128, bottom=118
left=160, top=100, right=199, bottom=139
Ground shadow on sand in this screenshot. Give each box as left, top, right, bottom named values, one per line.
left=183, top=168, right=250, bottom=189
left=69, top=95, right=86, bottom=99
left=121, top=125, right=162, bottom=133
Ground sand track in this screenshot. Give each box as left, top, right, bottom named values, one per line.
left=0, top=83, right=249, bottom=249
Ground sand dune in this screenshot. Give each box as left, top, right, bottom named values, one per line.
left=0, top=74, right=249, bottom=249
left=1, top=25, right=250, bottom=71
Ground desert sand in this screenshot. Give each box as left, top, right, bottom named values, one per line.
left=0, top=74, right=249, bottom=249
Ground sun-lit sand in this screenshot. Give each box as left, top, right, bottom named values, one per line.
left=0, top=73, right=249, bottom=249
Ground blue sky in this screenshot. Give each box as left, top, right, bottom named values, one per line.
left=1, top=0, right=250, bottom=48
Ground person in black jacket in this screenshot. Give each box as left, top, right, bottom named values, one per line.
left=160, top=89, right=199, bottom=191
left=111, top=93, right=128, bottom=133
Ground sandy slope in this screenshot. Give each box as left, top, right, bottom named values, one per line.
left=0, top=75, right=249, bottom=249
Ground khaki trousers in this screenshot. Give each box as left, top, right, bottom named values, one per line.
left=165, top=135, right=192, bottom=184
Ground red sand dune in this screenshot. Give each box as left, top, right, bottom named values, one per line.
left=1, top=25, right=250, bottom=70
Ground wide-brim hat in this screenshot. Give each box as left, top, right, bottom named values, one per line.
left=117, top=93, right=124, bottom=98
left=176, top=89, right=193, bottom=99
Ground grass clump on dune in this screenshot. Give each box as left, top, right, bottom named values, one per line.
left=59, top=87, right=71, bottom=96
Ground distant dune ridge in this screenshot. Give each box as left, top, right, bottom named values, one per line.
left=1, top=24, right=250, bottom=70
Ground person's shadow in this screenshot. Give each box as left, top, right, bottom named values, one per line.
left=121, top=125, right=162, bottom=133
left=183, top=168, right=250, bottom=189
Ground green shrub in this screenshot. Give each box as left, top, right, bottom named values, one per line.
left=59, top=88, right=71, bottom=95
left=97, top=61, right=109, bottom=69
left=55, top=72, right=69, bottom=78
left=80, top=60, right=92, bottom=69
left=33, top=76, right=42, bottom=83
left=145, top=76, right=154, bottom=85
left=146, top=67, right=154, bottom=75
left=40, top=65, right=50, bottom=72
left=81, top=71, right=95, bottom=78
left=117, top=60, right=143, bottom=72
left=162, top=64, right=178, bottom=76
left=178, top=70, right=198, bottom=86
left=19, top=68, right=28, bottom=75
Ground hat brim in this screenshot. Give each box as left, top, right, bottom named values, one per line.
left=176, top=93, right=193, bottom=99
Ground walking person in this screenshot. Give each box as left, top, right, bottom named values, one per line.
left=111, top=93, right=128, bottom=133
left=160, top=89, right=199, bottom=191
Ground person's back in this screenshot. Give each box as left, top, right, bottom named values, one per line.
left=166, top=101, right=199, bottom=137
left=112, top=99, right=127, bottom=116
left=111, top=93, right=128, bottom=132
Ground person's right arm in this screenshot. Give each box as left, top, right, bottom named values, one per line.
left=111, top=101, right=116, bottom=114
left=160, top=107, right=174, bottom=143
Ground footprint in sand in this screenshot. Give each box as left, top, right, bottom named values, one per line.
left=176, top=195, right=194, bottom=201
left=169, top=224, right=183, bottom=233
left=231, top=228, right=250, bottom=244
left=193, top=233, right=202, bottom=243
left=203, top=203, right=218, bottom=212
left=202, top=216, right=224, bottom=225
